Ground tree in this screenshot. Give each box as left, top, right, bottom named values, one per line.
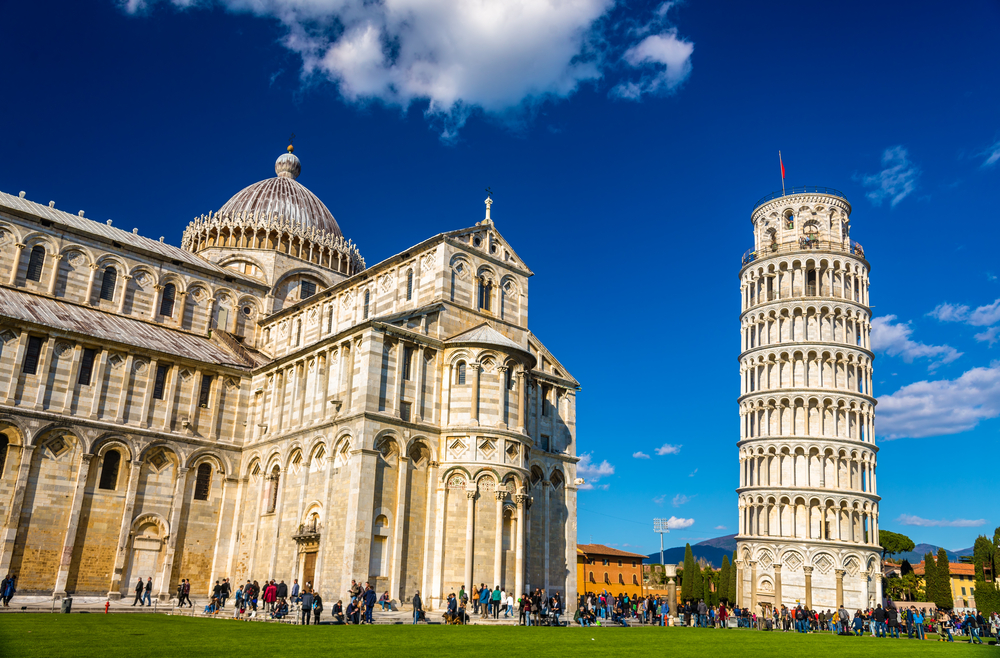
left=923, top=552, right=938, bottom=605
left=973, top=533, right=999, bottom=615
left=879, top=530, right=915, bottom=560
left=900, top=559, right=913, bottom=576
left=936, top=548, right=954, bottom=609
left=719, top=556, right=732, bottom=604
left=682, top=544, right=695, bottom=601
left=691, top=561, right=704, bottom=602
left=729, top=553, right=738, bottom=605
left=703, top=568, right=714, bottom=606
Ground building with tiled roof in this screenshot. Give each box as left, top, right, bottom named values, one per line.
left=577, top=544, right=646, bottom=597
left=0, top=147, right=580, bottom=611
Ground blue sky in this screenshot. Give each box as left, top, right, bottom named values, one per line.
left=2, top=0, right=999, bottom=553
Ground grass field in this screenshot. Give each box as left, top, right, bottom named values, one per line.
left=0, top=615, right=995, bottom=657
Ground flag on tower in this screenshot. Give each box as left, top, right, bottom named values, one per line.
left=779, top=151, right=786, bottom=195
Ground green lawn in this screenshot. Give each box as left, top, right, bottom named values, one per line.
left=0, top=615, right=994, bottom=657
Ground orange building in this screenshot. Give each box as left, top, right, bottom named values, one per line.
left=577, top=544, right=646, bottom=597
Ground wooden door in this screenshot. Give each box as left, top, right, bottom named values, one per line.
left=303, top=552, right=317, bottom=589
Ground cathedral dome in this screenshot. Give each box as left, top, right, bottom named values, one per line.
left=217, top=150, right=342, bottom=238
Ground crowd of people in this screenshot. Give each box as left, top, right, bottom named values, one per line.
left=438, top=585, right=564, bottom=626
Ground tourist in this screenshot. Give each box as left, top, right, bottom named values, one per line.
left=141, top=577, right=153, bottom=607
left=520, top=593, right=531, bottom=626
left=276, top=580, right=288, bottom=601
left=479, top=585, right=490, bottom=618
left=220, top=578, right=231, bottom=608
left=345, top=598, right=359, bottom=624
left=332, top=600, right=345, bottom=624
left=492, top=586, right=502, bottom=619
left=131, top=577, right=144, bottom=607
left=379, top=591, right=391, bottom=611
left=550, top=592, right=562, bottom=626
left=312, top=593, right=323, bottom=624
left=966, top=611, right=983, bottom=644
left=697, top=599, right=708, bottom=628
left=445, top=593, right=458, bottom=624
left=263, top=580, right=277, bottom=612
left=298, top=587, right=313, bottom=625
left=853, top=610, right=865, bottom=636
left=887, top=604, right=899, bottom=638
left=182, top=579, right=192, bottom=607
left=363, top=583, right=376, bottom=623
left=412, top=590, right=422, bottom=625
left=913, top=607, right=925, bottom=640
left=272, top=599, right=288, bottom=620
left=290, top=579, right=300, bottom=605
left=505, top=591, right=514, bottom=618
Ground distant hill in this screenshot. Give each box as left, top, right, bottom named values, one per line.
left=641, top=534, right=974, bottom=569
left=893, top=543, right=974, bottom=565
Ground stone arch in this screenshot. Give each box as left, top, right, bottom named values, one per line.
left=187, top=449, right=228, bottom=474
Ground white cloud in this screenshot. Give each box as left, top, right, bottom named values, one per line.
left=122, top=0, right=693, bottom=139
left=862, top=146, right=920, bottom=207
left=577, top=453, right=614, bottom=489
left=632, top=451, right=651, bottom=459
left=876, top=361, right=1000, bottom=439
left=871, top=315, right=961, bottom=366
left=714, top=525, right=727, bottom=530
left=613, top=30, right=693, bottom=100
left=653, top=494, right=667, bottom=505
left=975, top=326, right=1000, bottom=346
left=896, top=514, right=986, bottom=528
left=672, top=493, right=692, bottom=507
left=665, top=516, right=694, bottom=529
left=688, top=468, right=697, bottom=477
left=981, top=138, right=1000, bottom=168
left=929, top=298, right=1000, bottom=327
left=655, top=443, right=682, bottom=455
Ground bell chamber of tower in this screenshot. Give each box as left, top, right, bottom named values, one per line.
left=735, top=188, right=882, bottom=614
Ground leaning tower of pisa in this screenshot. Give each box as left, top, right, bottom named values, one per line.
left=735, top=187, right=882, bottom=614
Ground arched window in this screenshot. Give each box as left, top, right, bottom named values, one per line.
left=632, top=574, right=639, bottom=585
left=457, top=361, right=466, bottom=385
left=300, top=280, right=316, bottom=300
left=26, top=246, right=46, bottom=282
left=604, top=572, right=610, bottom=584
left=99, top=266, right=118, bottom=301
left=99, top=450, right=121, bottom=490
left=478, top=277, right=492, bottom=312
left=363, top=290, right=370, bottom=319
left=406, top=270, right=413, bottom=301
left=618, top=573, right=625, bottom=585
left=0, top=436, right=8, bottom=478
left=589, top=571, right=595, bottom=583
left=194, top=463, right=212, bottom=500
left=159, top=283, right=176, bottom=317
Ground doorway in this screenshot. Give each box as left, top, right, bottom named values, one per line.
left=302, top=552, right=317, bottom=589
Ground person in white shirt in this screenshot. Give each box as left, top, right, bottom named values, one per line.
left=505, top=594, right=514, bottom=618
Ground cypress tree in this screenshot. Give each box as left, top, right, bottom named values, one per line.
left=936, top=548, right=953, bottom=609
left=729, top=552, right=738, bottom=604
left=682, top=544, right=695, bottom=601
left=720, top=556, right=732, bottom=603
left=704, top=568, right=715, bottom=607
left=923, top=552, right=938, bottom=604
left=692, top=561, right=704, bottom=602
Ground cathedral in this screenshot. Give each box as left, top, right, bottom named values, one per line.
left=0, top=147, right=579, bottom=610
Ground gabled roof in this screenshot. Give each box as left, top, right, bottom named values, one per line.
left=445, top=221, right=533, bottom=276
left=577, top=544, right=647, bottom=559
left=0, top=190, right=263, bottom=286
left=910, top=561, right=975, bottom=577
left=446, top=322, right=525, bottom=352
left=0, top=286, right=246, bottom=368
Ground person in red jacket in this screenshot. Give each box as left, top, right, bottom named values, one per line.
left=263, top=581, right=278, bottom=612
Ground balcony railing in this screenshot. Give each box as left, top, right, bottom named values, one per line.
left=741, top=239, right=865, bottom=266
left=752, top=186, right=849, bottom=212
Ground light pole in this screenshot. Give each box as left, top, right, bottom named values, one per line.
left=653, top=518, right=670, bottom=571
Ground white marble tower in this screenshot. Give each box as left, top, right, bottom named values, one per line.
left=735, top=187, right=882, bottom=613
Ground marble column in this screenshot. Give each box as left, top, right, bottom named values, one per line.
left=874, top=570, right=883, bottom=607
left=206, top=475, right=233, bottom=600
left=138, top=358, right=158, bottom=428
left=543, top=481, right=551, bottom=594
left=31, top=337, right=56, bottom=410
left=61, top=345, right=84, bottom=415
left=514, top=493, right=526, bottom=598
left=464, top=489, right=476, bottom=593
left=156, top=466, right=189, bottom=598
left=3, top=331, right=28, bottom=404
left=390, top=456, right=409, bottom=601
left=835, top=569, right=845, bottom=608
left=46, top=254, right=63, bottom=295
left=7, top=243, right=25, bottom=286
left=414, top=345, right=426, bottom=422
left=151, top=285, right=163, bottom=319
left=749, top=560, right=758, bottom=611
left=341, top=449, right=378, bottom=596
left=442, top=364, right=452, bottom=425
left=84, top=263, right=99, bottom=304
left=471, top=363, right=481, bottom=425
left=493, top=491, right=505, bottom=587
left=773, top=563, right=782, bottom=609
left=87, top=350, right=109, bottom=419
left=735, top=561, right=743, bottom=607
left=116, top=275, right=132, bottom=314
left=53, top=454, right=94, bottom=598
left=107, top=459, right=144, bottom=599
left=516, top=371, right=527, bottom=433
left=803, top=566, right=813, bottom=610
left=0, top=445, right=36, bottom=575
